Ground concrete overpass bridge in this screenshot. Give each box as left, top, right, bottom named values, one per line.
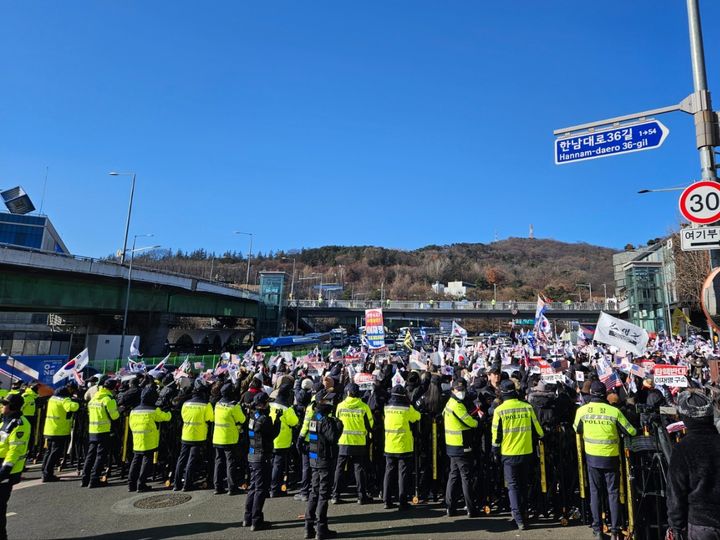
left=288, top=299, right=617, bottom=326
left=0, top=245, right=259, bottom=317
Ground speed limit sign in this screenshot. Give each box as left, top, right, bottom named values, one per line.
left=679, top=181, right=720, bottom=224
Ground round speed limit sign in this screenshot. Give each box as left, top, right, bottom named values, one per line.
left=679, top=181, right=720, bottom=224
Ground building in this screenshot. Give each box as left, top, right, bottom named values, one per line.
left=432, top=280, right=476, bottom=299
left=613, top=239, right=676, bottom=333
left=0, top=213, right=69, bottom=254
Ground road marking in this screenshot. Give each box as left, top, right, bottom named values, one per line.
left=6, top=512, right=16, bottom=517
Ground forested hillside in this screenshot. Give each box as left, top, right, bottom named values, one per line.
left=132, top=238, right=617, bottom=302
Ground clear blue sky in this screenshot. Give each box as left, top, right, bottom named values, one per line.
left=2, top=1, right=719, bottom=258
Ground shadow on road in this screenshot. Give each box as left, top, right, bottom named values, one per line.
left=56, top=520, right=300, bottom=540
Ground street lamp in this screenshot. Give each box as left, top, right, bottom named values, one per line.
left=637, top=186, right=686, bottom=194
left=109, top=172, right=137, bottom=265
left=118, top=234, right=160, bottom=361
left=234, top=231, right=253, bottom=285
left=281, top=257, right=297, bottom=301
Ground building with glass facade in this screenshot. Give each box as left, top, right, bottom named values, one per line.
left=613, top=240, right=675, bottom=333
left=0, top=212, right=69, bottom=253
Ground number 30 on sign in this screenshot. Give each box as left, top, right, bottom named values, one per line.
left=679, top=181, right=720, bottom=224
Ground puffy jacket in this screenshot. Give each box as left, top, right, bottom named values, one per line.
left=21, top=388, right=38, bottom=417
left=270, top=402, right=299, bottom=450
left=181, top=397, right=214, bottom=443
left=443, top=394, right=477, bottom=455
left=213, top=399, right=246, bottom=446
left=88, top=388, right=120, bottom=435
left=574, top=398, right=636, bottom=459
left=0, top=413, right=29, bottom=481
left=336, top=396, right=373, bottom=447
left=43, top=395, right=79, bottom=437
left=384, top=402, right=420, bottom=455
left=130, top=405, right=171, bottom=452
left=491, top=398, right=544, bottom=457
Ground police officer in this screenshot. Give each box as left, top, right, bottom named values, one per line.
left=383, top=385, right=421, bottom=510
left=443, top=378, right=479, bottom=517
left=491, top=379, right=544, bottom=530
left=128, top=386, right=171, bottom=492
left=0, top=393, right=29, bottom=540
left=294, top=378, right=315, bottom=502
left=20, top=382, right=38, bottom=457
left=574, top=380, right=636, bottom=540
left=332, top=382, right=373, bottom=505
left=174, top=378, right=214, bottom=492
left=41, top=385, right=79, bottom=482
left=269, top=383, right=298, bottom=497
left=244, top=392, right=282, bottom=531
left=306, top=391, right=343, bottom=540
left=213, top=382, right=246, bottom=495
left=82, top=377, right=120, bottom=488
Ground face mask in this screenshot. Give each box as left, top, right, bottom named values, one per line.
left=455, top=391, right=466, bottom=400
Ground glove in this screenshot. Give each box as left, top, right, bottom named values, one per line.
left=0, top=464, right=11, bottom=482
left=491, top=447, right=501, bottom=464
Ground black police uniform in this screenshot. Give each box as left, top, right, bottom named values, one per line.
left=306, top=400, right=343, bottom=540
left=244, top=399, right=281, bottom=530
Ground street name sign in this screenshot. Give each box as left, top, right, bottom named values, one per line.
left=680, top=226, right=720, bottom=251
left=554, top=119, right=669, bottom=165
left=679, top=181, right=720, bottom=224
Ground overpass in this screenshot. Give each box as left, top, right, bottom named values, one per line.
left=0, top=244, right=260, bottom=318
left=288, top=299, right=617, bottom=325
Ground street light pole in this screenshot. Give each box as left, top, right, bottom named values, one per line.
left=118, top=235, right=159, bottom=361
left=234, top=231, right=254, bottom=285
left=109, top=172, right=137, bottom=265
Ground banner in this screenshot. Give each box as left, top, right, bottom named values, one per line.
left=654, top=364, right=688, bottom=387
left=365, top=308, right=386, bottom=350
left=354, top=372, right=374, bottom=391
left=594, top=312, right=649, bottom=356
left=540, top=366, right=564, bottom=383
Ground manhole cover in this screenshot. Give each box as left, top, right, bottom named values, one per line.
left=133, top=493, right=192, bottom=509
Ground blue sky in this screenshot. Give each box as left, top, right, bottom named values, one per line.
left=2, top=1, right=719, bottom=258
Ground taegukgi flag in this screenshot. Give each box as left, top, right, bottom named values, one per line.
left=594, top=312, right=649, bottom=356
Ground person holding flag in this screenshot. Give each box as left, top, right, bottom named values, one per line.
left=574, top=380, right=637, bottom=540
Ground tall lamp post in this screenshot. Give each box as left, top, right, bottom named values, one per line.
left=234, top=231, right=254, bottom=285
left=109, top=171, right=137, bottom=265
left=118, top=235, right=160, bottom=361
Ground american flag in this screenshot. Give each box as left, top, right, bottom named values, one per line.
left=597, top=357, right=622, bottom=390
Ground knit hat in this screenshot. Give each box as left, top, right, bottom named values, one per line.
left=141, top=386, right=159, bottom=406
left=677, top=390, right=714, bottom=419
left=220, top=383, right=234, bottom=398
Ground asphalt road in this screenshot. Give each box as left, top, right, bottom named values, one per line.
left=9, top=465, right=596, bottom=540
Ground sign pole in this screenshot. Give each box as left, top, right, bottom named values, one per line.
left=686, top=0, right=720, bottom=270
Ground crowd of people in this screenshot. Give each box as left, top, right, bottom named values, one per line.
left=2, top=328, right=720, bottom=540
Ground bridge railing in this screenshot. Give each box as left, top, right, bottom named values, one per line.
left=290, top=299, right=611, bottom=311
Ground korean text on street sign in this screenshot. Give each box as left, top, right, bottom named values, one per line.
left=679, top=181, right=720, bottom=224
left=653, top=364, right=688, bottom=387
left=680, top=226, right=720, bottom=251
left=554, top=120, right=669, bottom=165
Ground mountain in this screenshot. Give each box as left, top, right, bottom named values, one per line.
left=134, top=237, right=617, bottom=302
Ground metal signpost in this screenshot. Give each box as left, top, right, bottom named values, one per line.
left=555, top=120, right=669, bottom=165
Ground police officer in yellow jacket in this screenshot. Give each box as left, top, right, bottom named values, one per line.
left=332, top=383, right=373, bottom=505
left=174, top=379, right=214, bottom=492
left=41, top=386, right=79, bottom=482
left=383, top=384, right=421, bottom=510
left=443, top=378, right=479, bottom=517
left=269, top=384, right=298, bottom=497
left=574, top=381, right=637, bottom=540
left=491, top=379, right=544, bottom=530
left=128, top=387, right=171, bottom=492
left=0, top=393, right=29, bottom=540
left=213, top=383, right=246, bottom=495
left=21, top=383, right=38, bottom=457
left=295, top=393, right=316, bottom=502
left=82, top=377, right=120, bottom=488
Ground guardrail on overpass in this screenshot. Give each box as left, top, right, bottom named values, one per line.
left=291, top=299, right=614, bottom=312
